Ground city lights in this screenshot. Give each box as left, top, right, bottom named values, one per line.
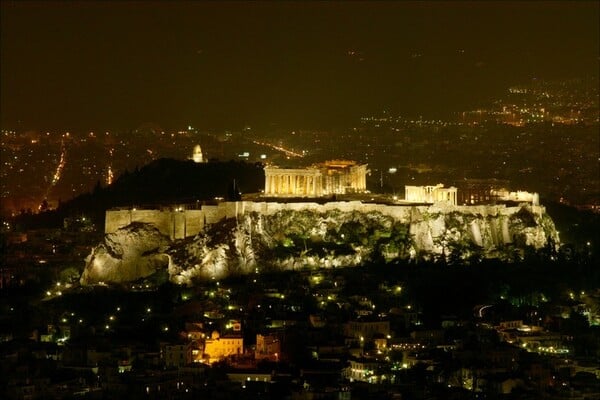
left=0, top=2, right=597, bottom=398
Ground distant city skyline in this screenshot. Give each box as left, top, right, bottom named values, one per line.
left=1, top=1, right=598, bottom=131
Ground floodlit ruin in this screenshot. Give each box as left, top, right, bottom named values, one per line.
left=263, top=160, right=368, bottom=197
left=404, top=184, right=458, bottom=206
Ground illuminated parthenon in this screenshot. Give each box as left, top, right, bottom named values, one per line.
left=264, top=160, right=368, bottom=197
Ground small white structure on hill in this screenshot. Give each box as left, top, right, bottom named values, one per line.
left=192, top=144, right=204, bottom=163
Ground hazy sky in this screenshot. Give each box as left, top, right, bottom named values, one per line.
left=1, top=1, right=598, bottom=131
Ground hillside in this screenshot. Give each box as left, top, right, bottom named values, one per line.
left=12, top=159, right=265, bottom=230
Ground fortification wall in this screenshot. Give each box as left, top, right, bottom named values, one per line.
left=133, top=210, right=173, bottom=237
left=183, top=210, right=205, bottom=238
left=105, top=210, right=132, bottom=234
left=239, top=201, right=417, bottom=222
left=105, top=201, right=545, bottom=241
left=106, top=209, right=203, bottom=239
left=238, top=201, right=544, bottom=221
left=105, top=209, right=172, bottom=237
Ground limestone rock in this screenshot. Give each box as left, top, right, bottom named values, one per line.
left=80, top=222, right=170, bottom=285
left=81, top=203, right=560, bottom=285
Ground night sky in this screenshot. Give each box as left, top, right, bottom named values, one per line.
left=1, top=1, right=598, bottom=131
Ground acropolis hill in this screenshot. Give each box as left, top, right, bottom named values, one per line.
left=81, top=161, right=559, bottom=286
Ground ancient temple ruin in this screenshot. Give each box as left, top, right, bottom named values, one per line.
left=263, top=160, right=368, bottom=197
left=404, top=184, right=458, bottom=206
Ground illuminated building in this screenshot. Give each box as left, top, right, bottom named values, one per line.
left=345, top=358, right=388, bottom=383
left=264, top=160, right=368, bottom=197
left=404, top=184, right=457, bottom=206
left=203, top=331, right=243, bottom=364
left=490, top=189, right=540, bottom=206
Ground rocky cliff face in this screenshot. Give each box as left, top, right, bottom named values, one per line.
left=80, top=204, right=559, bottom=286
left=80, top=222, right=170, bottom=285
